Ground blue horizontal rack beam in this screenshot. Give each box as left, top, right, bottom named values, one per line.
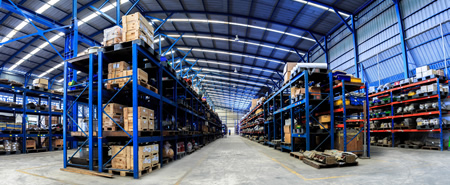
left=64, top=41, right=222, bottom=179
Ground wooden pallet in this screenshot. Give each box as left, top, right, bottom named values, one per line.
left=289, top=152, right=304, bottom=160
left=26, top=148, right=48, bottom=153
left=162, top=130, right=178, bottom=136
left=422, top=146, right=440, bottom=150
left=1, top=130, right=21, bottom=134
left=61, top=167, right=113, bottom=178
left=398, top=144, right=421, bottom=149
left=103, top=126, right=121, bottom=131
left=70, top=131, right=98, bottom=137
left=303, top=158, right=358, bottom=169
left=108, top=163, right=160, bottom=177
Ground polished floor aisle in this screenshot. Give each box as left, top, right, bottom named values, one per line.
left=1, top=135, right=449, bottom=185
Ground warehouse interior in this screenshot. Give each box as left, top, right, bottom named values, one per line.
left=0, top=0, right=449, bottom=184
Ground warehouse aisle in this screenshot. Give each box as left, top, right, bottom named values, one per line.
left=2, top=136, right=450, bottom=185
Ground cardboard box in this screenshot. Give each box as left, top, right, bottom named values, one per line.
left=416, top=72, right=423, bottom=78
left=420, top=85, right=428, bottom=93
left=318, top=115, right=331, bottom=123
left=419, top=66, right=430, bottom=72
left=250, top=99, right=258, bottom=110
left=423, top=70, right=437, bottom=77
left=284, top=134, right=301, bottom=144
left=32, top=78, right=48, bottom=87
left=309, top=87, right=321, bottom=99
left=255, top=109, right=263, bottom=115
left=123, top=106, right=151, bottom=120
left=427, top=84, right=437, bottom=92
left=124, top=118, right=149, bottom=131
left=416, top=67, right=422, bottom=74
left=108, top=61, right=130, bottom=73
left=283, top=125, right=291, bottom=134
left=283, top=62, right=297, bottom=83
left=122, top=68, right=149, bottom=83
left=319, top=123, right=329, bottom=129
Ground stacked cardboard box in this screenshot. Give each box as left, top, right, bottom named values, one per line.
left=32, top=78, right=48, bottom=88
left=318, top=115, right=331, bottom=129
left=250, top=99, right=258, bottom=111
left=26, top=139, right=36, bottom=149
left=122, top=12, right=154, bottom=49
left=111, top=144, right=159, bottom=171
left=107, top=61, right=151, bottom=89
left=283, top=62, right=297, bottom=84
left=103, top=26, right=122, bottom=46
left=123, top=106, right=154, bottom=131
left=416, top=66, right=445, bottom=78
left=284, top=125, right=301, bottom=144
left=103, top=103, right=124, bottom=129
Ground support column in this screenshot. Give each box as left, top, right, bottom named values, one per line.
left=393, top=0, right=409, bottom=78
left=351, top=15, right=359, bottom=78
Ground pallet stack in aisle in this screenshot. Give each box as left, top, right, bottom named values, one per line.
left=368, top=65, right=449, bottom=150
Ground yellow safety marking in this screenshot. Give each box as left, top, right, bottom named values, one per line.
left=16, top=164, right=78, bottom=185
left=244, top=139, right=352, bottom=181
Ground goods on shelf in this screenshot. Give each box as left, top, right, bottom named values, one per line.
left=335, top=129, right=363, bottom=155
left=0, top=140, right=20, bottom=152
left=102, top=103, right=124, bottom=128
left=26, top=139, right=36, bottom=150
left=111, top=144, right=158, bottom=170
left=103, top=26, right=122, bottom=46
left=32, top=78, right=48, bottom=88
left=283, top=62, right=297, bottom=84
left=162, top=142, right=174, bottom=159
left=124, top=106, right=154, bottom=131
left=122, top=12, right=154, bottom=49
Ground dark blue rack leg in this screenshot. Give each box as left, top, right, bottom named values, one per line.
left=88, top=53, right=94, bottom=171
left=22, top=92, right=27, bottom=153
left=365, top=82, right=370, bottom=157
left=49, top=96, right=52, bottom=151
left=63, top=62, right=68, bottom=169
left=97, top=51, right=104, bottom=172
left=305, top=72, right=310, bottom=151
left=437, top=78, right=443, bottom=151
left=329, top=72, right=334, bottom=149
left=132, top=43, right=139, bottom=179
left=342, top=80, right=346, bottom=152
left=390, top=91, right=394, bottom=147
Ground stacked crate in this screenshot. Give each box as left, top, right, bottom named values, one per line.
left=103, top=26, right=122, bottom=46
left=103, top=103, right=124, bottom=130
left=122, top=12, right=154, bottom=49
left=32, top=78, right=48, bottom=89
left=111, top=144, right=159, bottom=171
left=106, top=61, right=152, bottom=90
left=123, top=106, right=155, bottom=131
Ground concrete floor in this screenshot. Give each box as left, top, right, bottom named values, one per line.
left=1, top=135, right=450, bottom=185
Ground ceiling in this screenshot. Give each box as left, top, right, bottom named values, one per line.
left=0, top=0, right=370, bottom=111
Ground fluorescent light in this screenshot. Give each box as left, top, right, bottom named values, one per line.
left=177, top=58, right=276, bottom=73
left=293, top=0, right=350, bottom=17
left=177, top=47, right=285, bottom=64
left=180, top=66, right=272, bottom=81
left=151, top=18, right=315, bottom=42
left=166, top=34, right=299, bottom=54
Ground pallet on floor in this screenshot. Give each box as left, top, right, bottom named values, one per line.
left=26, top=148, right=48, bottom=153
left=303, top=158, right=358, bottom=169
left=61, top=167, right=113, bottom=178
left=0, top=150, right=21, bottom=155
left=108, top=163, right=160, bottom=178
left=398, top=144, right=422, bottom=149
left=422, top=146, right=440, bottom=150
left=289, top=152, right=304, bottom=160
left=162, top=158, right=173, bottom=164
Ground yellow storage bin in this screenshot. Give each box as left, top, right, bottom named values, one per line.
left=351, top=77, right=362, bottom=83
left=334, top=99, right=350, bottom=106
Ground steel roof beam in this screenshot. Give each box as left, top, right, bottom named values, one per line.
left=1, top=1, right=100, bottom=46
left=144, top=10, right=325, bottom=36
left=176, top=65, right=280, bottom=81
left=158, top=31, right=308, bottom=54
left=172, top=57, right=280, bottom=73
left=299, top=0, right=353, bottom=15
left=162, top=46, right=285, bottom=64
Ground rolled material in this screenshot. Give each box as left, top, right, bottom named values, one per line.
left=294, top=63, right=328, bottom=69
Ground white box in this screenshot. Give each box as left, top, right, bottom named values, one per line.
left=416, top=68, right=422, bottom=74
left=437, top=69, right=445, bottom=76
left=416, top=72, right=423, bottom=78
left=420, top=66, right=430, bottom=72
left=423, top=70, right=437, bottom=77
left=427, top=84, right=437, bottom=92
left=420, top=85, right=428, bottom=93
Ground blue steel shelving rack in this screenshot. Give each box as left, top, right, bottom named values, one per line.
left=0, top=83, right=65, bottom=153
left=263, top=71, right=370, bottom=156
left=63, top=41, right=222, bottom=179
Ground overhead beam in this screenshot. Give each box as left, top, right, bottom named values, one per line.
left=158, top=30, right=308, bottom=54
left=393, top=0, right=409, bottom=78
left=144, top=10, right=325, bottom=36
left=301, top=0, right=353, bottom=15
left=172, top=57, right=281, bottom=73
left=0, top=1, right=100, bottom=46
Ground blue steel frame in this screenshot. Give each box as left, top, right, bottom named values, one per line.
left=0, top=83, right=64, bottom=152
left=62, top=41, right=223, bottom=179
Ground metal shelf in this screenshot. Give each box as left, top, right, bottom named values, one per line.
left=368, top=77, right=447, bottom=150
left=63, top=42, right=222, bottom=179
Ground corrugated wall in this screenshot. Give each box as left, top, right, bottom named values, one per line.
left=321, top=0, right=449, bottom=86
